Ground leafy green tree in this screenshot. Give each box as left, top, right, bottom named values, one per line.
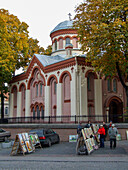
left=0, top=9, right=52, bottom=119
left=44, top=45, right=52, bottom=55
left=0, top=9, right=30, bottom=119
left=28, top=38, right=45, bottom=57
left=74, top=0, right=128, bottom=106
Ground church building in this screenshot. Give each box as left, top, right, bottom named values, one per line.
left=9, top=19, right=126, bottom=123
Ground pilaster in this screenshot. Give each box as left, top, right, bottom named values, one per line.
left=25, top=89, right=31, bottom=117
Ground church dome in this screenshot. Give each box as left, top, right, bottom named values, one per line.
left=50, top=20, right=73, bottom=34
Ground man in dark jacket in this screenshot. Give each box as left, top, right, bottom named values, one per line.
left=77, top=122, right=82, bottom=137
left=103, top=121, right=108, bottom=141
left=108, top=124, right=118, bottom=149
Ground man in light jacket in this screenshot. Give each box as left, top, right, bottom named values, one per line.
left=108, top=124, right=118, bottom=149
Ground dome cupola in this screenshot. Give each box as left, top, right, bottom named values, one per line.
left=50, top=19, right=82, bottom=57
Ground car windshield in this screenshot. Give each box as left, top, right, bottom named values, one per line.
left=0, top=129, right=5, bottom=133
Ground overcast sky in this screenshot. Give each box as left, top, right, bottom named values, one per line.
left=0, top=0, right=83, bottom=49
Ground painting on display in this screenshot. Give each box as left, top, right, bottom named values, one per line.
left=11, top=142, right=19, bottom=155
left=89, top=127, right=94, bottom=136
left=22, top=133, right=27, bottom=141
left=18, top=134, right=24, bottom=145
left=29, top=135, right=36, bottom=145
left=22, top=144, right=27, bottom=153
left=88, top=138, right=93, bottom=152
left=84, top=128, right=90, bottom=138
left=34, top=134, right=40, bottom=144
left=82, top=129, right=86, bottom=141
left=90, top=137, right=95, bottom=147
left=25, top=141, right=33, bottom=153
left=92, top=124, right=97, bottom=134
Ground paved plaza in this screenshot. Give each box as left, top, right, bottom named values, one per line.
left=0, top=140, right=128, bottom=169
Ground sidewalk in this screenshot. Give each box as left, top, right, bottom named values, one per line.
left=0, top=140, right=128, bottom=159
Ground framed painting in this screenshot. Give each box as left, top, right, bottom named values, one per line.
left=34, top=134, right=40, bottom=144
left=25, top=141, right=33, bottom=153
left=84, top=128, right=90, bottom=138
left=18, top=134, right=24, bottom=145
left=85, top=139, right=91, bottom=154
left=22, top=133, right=27, bottom=141
left=90, top=137, right=95, bottom=146
left=82, top=129, right=86, bottom=140
left=87, top=138, right=93, bottom=152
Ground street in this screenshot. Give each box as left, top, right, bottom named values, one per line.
left=0, top=140, right=128, bottom=169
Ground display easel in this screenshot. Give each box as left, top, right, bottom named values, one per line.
left=11, top=133, right=36, bottom=156
left=29, top=133, right=42, bottom=148
left=76, top=124, right=99, bottom=155
left=11, top=134, right=27, bottom=156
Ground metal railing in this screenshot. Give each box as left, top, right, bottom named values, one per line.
left=0, top=114, right=128, bottom=124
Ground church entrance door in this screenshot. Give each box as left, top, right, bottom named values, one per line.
left=109, top=99, right=123, bottom=123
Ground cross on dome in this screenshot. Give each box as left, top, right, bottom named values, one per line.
left=68, top=13, right=72, bottom=21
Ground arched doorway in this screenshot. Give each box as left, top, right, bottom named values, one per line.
left=109, top=98, right=123, bottom=123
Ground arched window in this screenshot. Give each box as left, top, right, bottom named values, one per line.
left=87, top=76, right=91, bottom=90
left=55, top=40, right=57, bottom=51
left=41, top=106, right=44, bottom=119
left=113, top=79, right=117, bottom=92
left=36, top=84, right=38, bottom=97
left=64, top=74, right=70, bottom=100
left=40, top=83, right=42, bottom=96
left=37, top=106, right=40, bottom=119
left=59, top=38, right=63, bottom=49
left=107, top=78, right=111, bottom=92
left=66, top=37, right=70, bottom=45
left=33, top=107, right=35, bottom=119
left=54, top=82, right=57, bottom=94
left=88, top=106, right=92, bottom=116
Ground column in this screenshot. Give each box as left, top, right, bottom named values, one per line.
left=45, top=86, right=50, bottom=117
left=80, top=75, right=88, bottom=117
left=71, top=71, right=77, bottom=121
left=9, top=93, right=13, bottom=117
left=25, top=89, right=31, bottom=117
left=57, top=83, right=62, bottom=121
left=94, top=79, right=103, bottom=121
left=17, top=91, right=21, bottom=117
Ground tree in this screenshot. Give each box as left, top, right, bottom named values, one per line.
left=0, top=9, right=52, bottom=119
left=44, top=45, right=52, bottom=55
left=0, top=9, right=30, bottom=119
left=73, top=0, right=128, bottom=106
left=28, top=38, right=45, bottom=57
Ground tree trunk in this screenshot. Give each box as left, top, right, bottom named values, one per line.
left=1, top=91, right=4, bottom=119
left=116, top=62, right=128, bottom=108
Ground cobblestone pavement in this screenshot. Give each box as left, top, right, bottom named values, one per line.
left=0, top=140, right=128, bottom=157
left=0, top=141, right=128, bottom=170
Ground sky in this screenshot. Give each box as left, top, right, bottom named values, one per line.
left=0, top=0, right=83, bottom=49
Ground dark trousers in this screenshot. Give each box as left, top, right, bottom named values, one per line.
left=100, top=137, right=104, bottom=148
left=110, top=138, right=116, bottom=148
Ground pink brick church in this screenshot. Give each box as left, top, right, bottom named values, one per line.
left=9, top=19, right=127, bottom=123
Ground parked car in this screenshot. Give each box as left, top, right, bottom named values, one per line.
left=0, top=128, right=11, bottom=141
left=29, top=128, right=60, bottom=147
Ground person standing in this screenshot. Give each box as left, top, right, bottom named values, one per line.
left=98, top=125, right=105, bottom=148
left=108, top=124, right=118, bottom=149
left=85, top=120, right=92, bottom=128
left=103, top=121, right=108, bottom=141
left=77, top=122, right=82, bottom=137
left=108, top=120, right=112, bottom=128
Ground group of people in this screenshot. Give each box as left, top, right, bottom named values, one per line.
left=77, top=120, right=118, bottom=149
left=98, top=121, right=118, bottom=149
